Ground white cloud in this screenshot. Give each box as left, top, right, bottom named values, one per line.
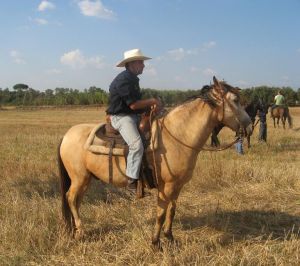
left=200, top=41, right=217, bottom=52
left=28, top=16, right=61, bottom=26
left=60, top=49, right=105, bottom=69
left=168, top=48, right=185, bottom=61
left=203, top=41, right=216, bottom=49
left=202, top=68, right=216, bottom=76
left=166, top=42, right=216, bottom=61
left=10, top=50, right=26, bottom=64
left=78, top=0, right=116, bottom=20
left=34, top=18, right=48, bottom=25
left=167, top=48, right=187, bottom=61
left=38, top=1, right=55, bottom=11
left=167, top=47, right=199, bottom=61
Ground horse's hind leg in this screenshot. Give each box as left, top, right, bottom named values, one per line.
left=67, top=174, right=91, bottom=239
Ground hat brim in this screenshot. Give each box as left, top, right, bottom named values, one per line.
left=116, top=56, right=151, bottom=67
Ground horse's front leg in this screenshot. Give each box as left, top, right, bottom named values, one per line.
left=163, top=200, right=177, bottom=242
left=163, top=184, right=181, bottom=242
left=152, top=191, right=169, bottom=249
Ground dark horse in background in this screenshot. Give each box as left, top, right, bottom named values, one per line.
left=211, top=100, right=259, bottom=148
left=270, top=106, right=292, bottom=129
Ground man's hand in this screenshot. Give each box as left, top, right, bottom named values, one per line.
left=151, top=98, right=163, bottom=114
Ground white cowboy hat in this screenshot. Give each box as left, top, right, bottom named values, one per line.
left=116, top=48, right=151, bottom=67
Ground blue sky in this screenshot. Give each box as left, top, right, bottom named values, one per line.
left=1, top=0, right=300, bottom=91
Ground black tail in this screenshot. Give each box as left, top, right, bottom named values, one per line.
left=58, top=138, right=74, bottom=232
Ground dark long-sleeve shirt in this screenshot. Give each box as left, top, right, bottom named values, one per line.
left=106, top=70, right=143, bottom=115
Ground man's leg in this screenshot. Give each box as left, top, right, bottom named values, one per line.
left=111, top=114, right=144, bottom=192
left=258, top=122, right=263, bottom=141
left=263, top=123, right=267, bottom=141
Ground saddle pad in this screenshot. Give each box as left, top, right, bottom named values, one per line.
left=84, top=121, right=160, bottom=156
left=84, top=123, right=126, bottom=156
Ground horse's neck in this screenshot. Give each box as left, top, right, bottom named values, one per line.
left=163, top=100, right=217, bottom=149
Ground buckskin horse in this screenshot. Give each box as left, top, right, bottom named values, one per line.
left=271, top=106, right=292, bottom=129
left=58, top=76, right=252, bottom=247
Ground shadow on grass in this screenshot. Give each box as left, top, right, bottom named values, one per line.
left=11, top=172, right=60, bottom=199
left=292, top=127, right=300, bottom=132
left=13, top=173, right=133, bottom=203
left=84, top=224, right=127, bottom=242
left=180, top=209, right=300, bottom=244
left=269, top=143, right=300, bottom=152
left=84, top=178, right=135, bottom=204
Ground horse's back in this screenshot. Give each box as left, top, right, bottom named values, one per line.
left=271, top=106, right=285, bottom=117
left=60, top=123, right=99, bottom=168
left=64, top=123, right=98, bottom=139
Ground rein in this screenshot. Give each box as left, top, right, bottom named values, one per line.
left=201, top=137, right=240, bottom=151
left=159, top=116, right=240, bottom=152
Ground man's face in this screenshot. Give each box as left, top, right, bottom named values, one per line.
left=128, top=60, right=145, bottom=75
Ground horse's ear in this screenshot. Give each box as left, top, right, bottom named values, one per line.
left=213, top=76, right=220, bottom=87
left=213, top=76, right=224, bottom=93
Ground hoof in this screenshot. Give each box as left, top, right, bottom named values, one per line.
left=74, top=229, right=84, bottom=240
left=164, top=232, right=174, bottom=242
left=151, top=239, right=163, bottom=252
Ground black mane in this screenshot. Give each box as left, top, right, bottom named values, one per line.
left=185, top=85, right=217, bottom=107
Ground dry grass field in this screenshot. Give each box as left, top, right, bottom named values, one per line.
left=0, top=106, right=299, bottom=265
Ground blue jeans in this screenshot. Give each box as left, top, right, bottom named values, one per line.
left=258, top=122, right=267, bottom=141
left=110, top=114, right=144, bottom=180
left=235, top=137, right=244, bottom=155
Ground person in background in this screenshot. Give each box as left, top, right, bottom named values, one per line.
left=106, top=48, right=162, bottom=195
left=235, top=126, right=244, bottom=155
left=272, top=90, right=285, bottom=110
left=257, top=98, right=268, bottom=142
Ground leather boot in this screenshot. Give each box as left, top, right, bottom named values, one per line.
left=127, top=177, right=138, bottom=195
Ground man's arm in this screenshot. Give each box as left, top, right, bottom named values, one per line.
left=129, top=98, right=162, bottom=111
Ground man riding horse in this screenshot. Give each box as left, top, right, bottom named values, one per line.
left=106, top=49, right=162, bottom=195
left=270, top=90, right=292, bottom=128
left=272, top=90, right=285, bottom=109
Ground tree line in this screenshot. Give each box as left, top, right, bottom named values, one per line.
left=0, top=83, right=299, bottom=107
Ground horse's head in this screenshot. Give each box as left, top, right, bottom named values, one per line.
left=210, top=76, right=253, bottom=135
